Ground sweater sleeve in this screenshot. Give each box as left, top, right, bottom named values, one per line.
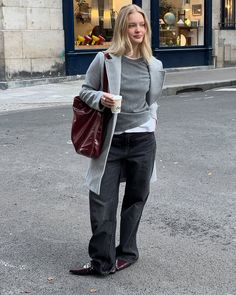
left=79, top=52, right=105, bottom=111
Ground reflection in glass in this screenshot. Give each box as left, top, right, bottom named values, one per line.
left=223, top=0, right=235, bottom=28
left=159, top=0, right=204, bottom=47
left=73, top=0, right=131, bottom=49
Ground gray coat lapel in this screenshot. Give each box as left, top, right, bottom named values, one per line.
left=147, top=57, right=166, bottom=105
left=105, top=54, right=121, bottom=95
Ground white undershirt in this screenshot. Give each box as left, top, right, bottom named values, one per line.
left=114, top=117, right=156, bottom=134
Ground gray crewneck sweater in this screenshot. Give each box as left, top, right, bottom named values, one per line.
left=115, top=56, right=151, bottom=133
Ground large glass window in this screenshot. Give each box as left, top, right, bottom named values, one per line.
left=159, top=0, right=205, bottom=47
left=73, top=0, right=131, bottom=49
left=220, top=0, right=236, bottom=29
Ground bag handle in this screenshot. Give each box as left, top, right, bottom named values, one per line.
left=103, top=53, right=110, bottom=93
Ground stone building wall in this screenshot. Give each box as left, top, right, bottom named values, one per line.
left=142, top=0, right=150, bottom=21
left=0, top=0, right=65, bottom=84
left=212, top=0, right=236, bottom=67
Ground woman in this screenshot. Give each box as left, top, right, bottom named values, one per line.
left=70, top=4, right=165, bottom=276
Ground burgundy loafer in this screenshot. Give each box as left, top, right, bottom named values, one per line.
left=70, top=262, right=98, bottom=276
left=70, top=262, right=116, bottom=276
left=116, top=259, right=132, bottom=271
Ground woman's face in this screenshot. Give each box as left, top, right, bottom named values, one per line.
left=127, top=11, right=146, bottom=47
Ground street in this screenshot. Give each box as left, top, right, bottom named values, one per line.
left=0, top=87, right=235, bottom=295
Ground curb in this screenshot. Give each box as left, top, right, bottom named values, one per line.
left=162, top=80, right=236, bottom=96
left=0, top=75, right=85, bottom=90
left=0, top=65, right=217, bottom=90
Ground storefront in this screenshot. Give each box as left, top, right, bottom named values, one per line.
left=62, top=0, right=213, bottom=75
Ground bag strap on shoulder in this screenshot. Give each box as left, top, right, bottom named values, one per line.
left=103, top=53, right=110, bottom=93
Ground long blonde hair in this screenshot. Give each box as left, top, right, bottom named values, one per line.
left=106, top=4, right=153, bottom=62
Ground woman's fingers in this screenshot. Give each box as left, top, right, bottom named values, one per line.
left=101, top=94, right=115, bottom=107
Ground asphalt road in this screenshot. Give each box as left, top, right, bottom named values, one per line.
left=0, top=87, right=235, bottom=295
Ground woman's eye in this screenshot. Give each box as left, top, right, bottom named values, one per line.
left=128, top=23, right=146, bottom=28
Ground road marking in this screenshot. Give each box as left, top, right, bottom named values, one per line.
left=204, top=96, right=214, bottom=99
left=214, top=88, right=236, bottom=91
left=183, top=96, right=214, bottom=102
left=0, top=259, right=26, bottom=270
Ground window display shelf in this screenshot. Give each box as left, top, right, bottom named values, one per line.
left=160, top=26, right=203, bottom=46
left=75, top=42, right=111, bottom=50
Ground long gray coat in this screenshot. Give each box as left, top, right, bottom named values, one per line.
left=79, top=52, right=165, bottom=194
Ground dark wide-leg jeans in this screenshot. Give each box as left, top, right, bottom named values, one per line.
left=88, top=132, right=156, bottom=275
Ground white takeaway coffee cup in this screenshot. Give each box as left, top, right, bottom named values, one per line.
left=111, top=95, right=122, bottom=113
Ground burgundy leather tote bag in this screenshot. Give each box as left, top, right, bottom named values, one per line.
left=71, top=54, right=111, bottom=158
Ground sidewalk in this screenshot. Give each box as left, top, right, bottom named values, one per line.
left=164, top=66, right=236, bottom=95
left=0, top=66, right=236, bottom=113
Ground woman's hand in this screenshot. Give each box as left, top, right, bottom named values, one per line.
left=101, top=92, right=116, bottom=108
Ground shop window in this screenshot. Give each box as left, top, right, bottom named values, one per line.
left=73, top=0, right=131, bottom=49
left=220, top=0, right=236, bottom=29
left=159, top=0, right=205, bottom=47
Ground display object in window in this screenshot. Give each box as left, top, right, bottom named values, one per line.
left=74, top=0, right=92, bottom=23
left=159, top=0, right=204, bottom=47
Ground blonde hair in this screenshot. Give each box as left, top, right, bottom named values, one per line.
left=106, top=4, right=153, bottom=62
